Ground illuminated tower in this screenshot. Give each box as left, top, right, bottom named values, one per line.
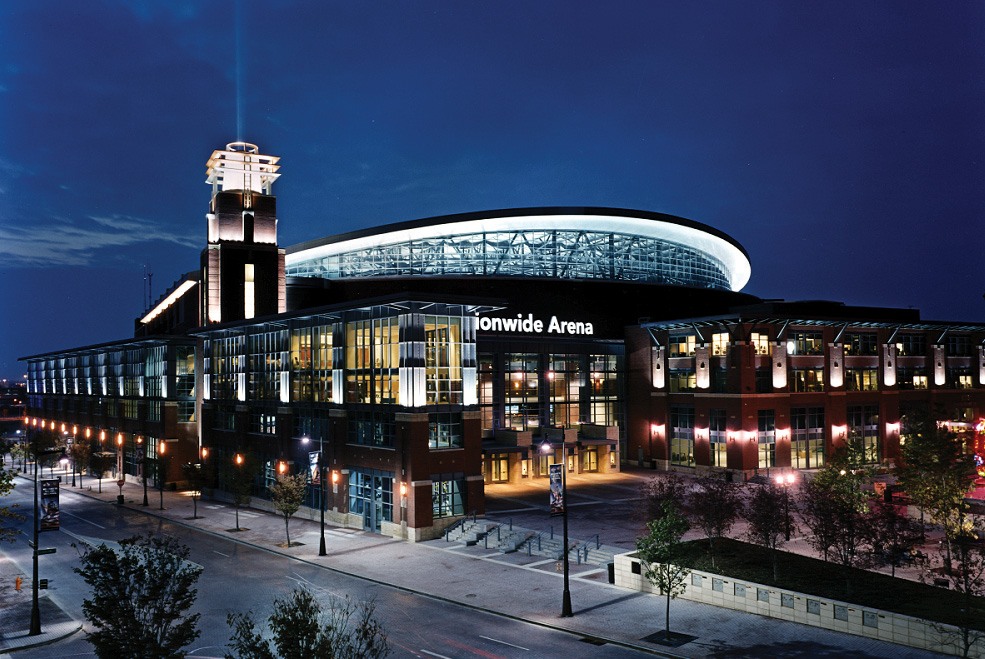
left=201, top=142, right=286, bottom=324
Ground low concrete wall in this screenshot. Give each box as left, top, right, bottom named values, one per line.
left=613, top=552, right=982, bottom=657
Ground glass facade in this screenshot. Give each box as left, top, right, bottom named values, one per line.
left=287, top=227, right=737, bottom=290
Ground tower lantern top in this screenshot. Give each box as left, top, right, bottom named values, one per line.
left=205, top=142, right=281, bottom=195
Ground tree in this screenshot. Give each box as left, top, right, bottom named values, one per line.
left=635, top=501, right=691, bottom=643
left=270, top=473, right=308, bottom=547
left=70, top=440, right=92, bottom=488
left=73, top=534, right=202, bottom=658
left=869, top=499, right=923, bottom=578
left=223, top=456, right=255, bottom=532
left=745, top=483, right=787, bottom=582
left=90, top=453, right=116, bottom=493
left=923, top=525, right=985, bottom=658
left=896, top=409, right=977, bottom=572
left=0, top=468, right=23, bottom=543
left=181, top=462, right=208, bottom=519
left=803, top=444, right=874, bottom=597
left=689, top=477, right=742, bottom=568
left=638, top=473, right=689, bottom=525
left=226, top=588, right=390, bottom=659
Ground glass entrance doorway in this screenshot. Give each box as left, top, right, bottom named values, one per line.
left=348, top=469, right=393, bottom=533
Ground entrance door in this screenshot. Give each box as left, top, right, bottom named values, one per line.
left=349, top=469, right=393, bottom=533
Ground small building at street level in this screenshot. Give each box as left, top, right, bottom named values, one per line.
left=21, top=142, right=985, bottom=540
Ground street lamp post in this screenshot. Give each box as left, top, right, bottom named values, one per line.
left=774, top=472, right=796, bottom=541
left=30, top=445, right=67, bottom=636
left=158, top=441, right=166, bottom=510
left=541, top=440, right=573, bottom=617
left=301, top=436, right=328, bottom=557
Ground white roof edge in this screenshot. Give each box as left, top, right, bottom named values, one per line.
left=286, top=214, right=751, bottom=291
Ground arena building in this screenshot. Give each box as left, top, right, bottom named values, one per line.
left=22, top=142, right=985, bottom=540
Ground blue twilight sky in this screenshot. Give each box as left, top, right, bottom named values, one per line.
left=1, top=1, right=983, bottom=380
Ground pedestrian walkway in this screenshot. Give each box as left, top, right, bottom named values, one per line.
left=1, top=467, right=944, bottom=657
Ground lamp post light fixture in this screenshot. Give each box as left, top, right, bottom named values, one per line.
left=158, top=440, right=166, bottom=510
left=301, top=435, right=329, bottom=557
left=774, top=472, right=797, bottom=541
left=540, top=440, right=573, bottom=618
left=138, top=437, right=149, bottom=507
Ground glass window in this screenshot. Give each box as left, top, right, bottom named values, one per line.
left=709, top=409, right=727, bottom=468
left=668, top=334, right=696, bottom=357
left=670, top=407, right=694, bottom=467
left=490, top=454, right=509, bottom=482
left=548, top=354, right=583, bottom=429
left=791, top=368, right=824, bottom=392
left=425, top=315, right=463, bottom=404
left=845, top=333, right=878, bottom=356
left=668, top=369, right=696, bottom=393
left=347, top=411, right=394, bottom=447
left=787, top=331, right=823, bottom=356
left=432, top=474, right=466, bottom=518
left=791, top=407, right=825, bottom=469
left=758, top=410, right=776, bottom=469
left=948, top=335, right=971, bottom=356
left=504, top=353, right=540, bottom=431
left=345, top=318, right=399, bottom=404
left=429, top=413, right=463, bottom=449
left=895, top=334, right=926, bottom=356
left=750, top=332, right=771, bottom=356
left=845, top=368, right=878, bottom=391
left=848, top=405, right=880, bottom=464
left=711, top=332, right=729, bottom=356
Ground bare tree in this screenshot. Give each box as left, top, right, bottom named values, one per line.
left=923, top=526, right=985, bottom=658
left=182, top=462, right=209, bottom=519
left=223, top=456, right=255, bottom=532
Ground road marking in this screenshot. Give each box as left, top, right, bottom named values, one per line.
left=213, top=550, right=229, bottom=557
left=61, top=510, right=105, bottom=529
left=420, top=651, right=452, bottom=659
left=480, top=635, right=529, bottom=651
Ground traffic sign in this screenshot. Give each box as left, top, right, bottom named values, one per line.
left=39, top=579, right=48, bottom=589
left=36, top=547, right=56, bottom=556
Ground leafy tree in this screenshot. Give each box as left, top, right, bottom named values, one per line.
left=689, top=477, right=742, bottom=568
left=70, top=440, right=92, bottom=488
left=226, top=588, right=390, bottom=659
left=223, top=456, right=255, bottom=531
left=636, top=501, right=691, bottom=643
left=896, top=409, right=977, bottom=572
left=804, top=443, right=874, bottom=597
left=923, top=525, right=985, bottom=658
left=181, top=462, right=209, bottom=519
left=869, top=499, right=923, bottom=578
left=800, top=478, right=840, bottom=562
left=638, top=473, right=689, bottom=525
left=270, top=473, right=308, bottom=547
left=73, top=534, right=202, bottom=658
left=0, top=468, right=23, bottom=543
left=745, top=483, right=787, bottom=582
left=28, top=428, right=59, bottom=476
left=90, top=452, right=116, bottom=493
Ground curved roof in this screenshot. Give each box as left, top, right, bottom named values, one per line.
left=285, top=207, right=751, bottom=291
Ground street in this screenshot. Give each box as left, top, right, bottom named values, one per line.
left=1, top=479, right=653, bottom=659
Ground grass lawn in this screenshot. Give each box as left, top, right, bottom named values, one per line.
left=673, top=538, right=985, bottom=631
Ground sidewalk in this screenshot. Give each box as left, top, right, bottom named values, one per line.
left=3, top=468, right=942, bottom=658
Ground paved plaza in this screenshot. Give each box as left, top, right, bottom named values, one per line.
left=0, top=465, right=945, bottom=658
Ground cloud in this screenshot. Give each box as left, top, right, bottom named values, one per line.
left=0, top=214, right=199, bottom=268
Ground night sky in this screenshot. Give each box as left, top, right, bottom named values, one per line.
left=1, top=1, right=983, bottom=380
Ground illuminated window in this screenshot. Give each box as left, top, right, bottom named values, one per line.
left=750, top=332, right=771, bottom=355
left=711, top=332, right=729, bottom=356
left=895, top=334, right=926, bottom=356
left=244, top=264, right=255, bottom=319
left=670, top=407, right=694, bottom=467
left=668, top=334, right=696, bottom=357
left=791, top=368, right=824, bottom=392
left=788, top=331, right=823, bottom=356
left=845, top=333, right=878, bottom=356
left=845, top=368, right=878, bottom=391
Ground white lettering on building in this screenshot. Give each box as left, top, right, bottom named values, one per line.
left=477, top=313, right=594, bottom=336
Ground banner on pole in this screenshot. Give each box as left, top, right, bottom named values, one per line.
left=40, top=479, right=60, bottom=531
left=548, top=463, right=564, bottom=516
left=308, top=451, right=321, bottom=484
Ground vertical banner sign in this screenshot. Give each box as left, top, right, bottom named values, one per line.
left=548, top=463, right=565, bottom=516
left=40, top=479, right=60, bottom=532
left=308, top=451, right=321, bottom=485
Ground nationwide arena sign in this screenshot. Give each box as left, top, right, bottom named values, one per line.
left=477, top=313, right=594, bottom=336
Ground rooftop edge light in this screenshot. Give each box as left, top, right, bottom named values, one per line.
left=285, top=209, right=751, bottom=292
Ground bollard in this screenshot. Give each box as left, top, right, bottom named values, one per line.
left=15, top=576, right=22, bottom=591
